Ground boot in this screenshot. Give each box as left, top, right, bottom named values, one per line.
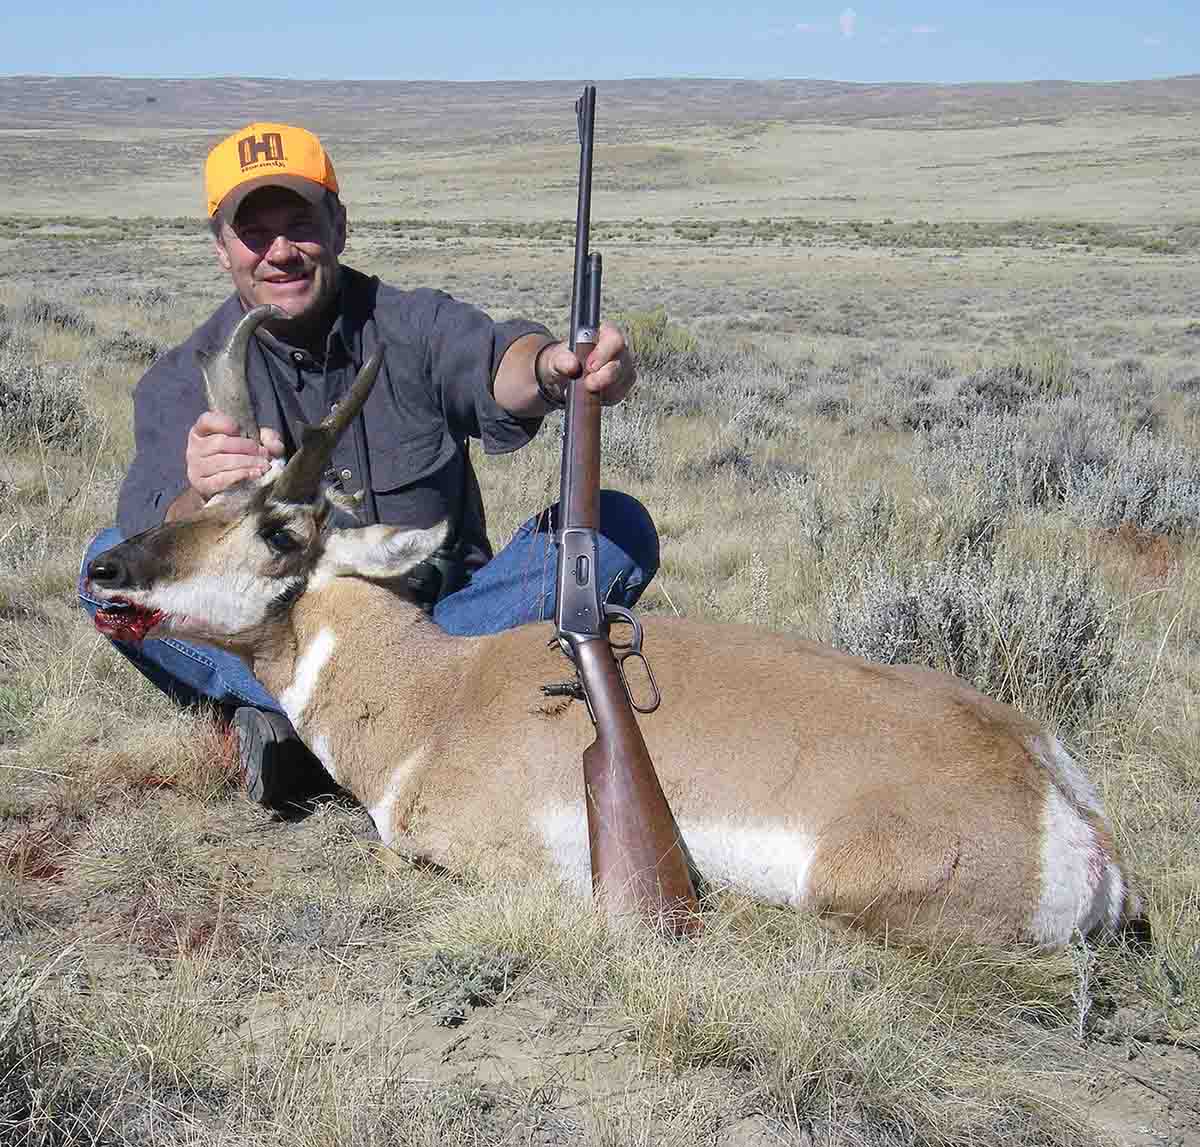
left=232, top=707, right=340, bottom=811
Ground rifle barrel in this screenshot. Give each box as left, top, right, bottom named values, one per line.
left=569, top=85, right=596, bottom=350
left=561, top=86, right=600, bottom=538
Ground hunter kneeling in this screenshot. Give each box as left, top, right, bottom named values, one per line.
left=78, top=120, right=646, bottom=809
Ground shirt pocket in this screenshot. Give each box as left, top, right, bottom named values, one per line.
left=358, top=340, right=458, bottom=495
left=365, top=425, right=458, bottom=496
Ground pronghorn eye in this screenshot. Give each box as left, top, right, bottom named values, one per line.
left=263, top=528, right=300, bottom=554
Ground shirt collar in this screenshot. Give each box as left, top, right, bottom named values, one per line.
left=329, top=267, right=371, bottom=363
left=237, top=267, right=371, bottom=373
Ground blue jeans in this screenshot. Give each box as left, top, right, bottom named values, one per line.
left=77, top=491, right=658, bottom=715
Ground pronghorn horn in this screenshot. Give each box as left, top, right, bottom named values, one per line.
left=270, top=347, right=385, bottom=504
left=196, top=304, right=286, bottom=440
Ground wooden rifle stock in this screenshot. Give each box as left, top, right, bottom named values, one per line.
left=575, top=639, right=699, bottom=929
left=552, top=85, right=700, bottom=935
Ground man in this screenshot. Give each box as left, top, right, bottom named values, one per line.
left=78, top=121, right=654, bottom=809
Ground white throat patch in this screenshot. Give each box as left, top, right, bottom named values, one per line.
left=153, top=571, right=302, bottom=635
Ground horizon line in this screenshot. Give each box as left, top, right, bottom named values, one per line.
left=3, top=71, right=1199, bottom=87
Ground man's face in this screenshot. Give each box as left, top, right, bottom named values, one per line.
left=213, top=186, right=346, bottom=323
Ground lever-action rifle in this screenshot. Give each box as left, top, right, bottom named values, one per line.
left=547, top=85, right=700, bottom=935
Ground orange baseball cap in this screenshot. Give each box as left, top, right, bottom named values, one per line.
left=205, top=122, right=339, bottom=219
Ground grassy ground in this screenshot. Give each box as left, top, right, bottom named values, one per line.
left=2, top=76, right=1199, bottom=1145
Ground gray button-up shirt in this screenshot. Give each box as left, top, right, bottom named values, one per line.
left=117, top=266, right=550, bottom=576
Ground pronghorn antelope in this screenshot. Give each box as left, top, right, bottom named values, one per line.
left=87, top=307, right=1145, bottom=949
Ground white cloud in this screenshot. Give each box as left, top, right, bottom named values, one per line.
left=1143, top=35, right=1163, bottom=47
left=912, top=24, right=939, bottom=36
left=840, top=7, right=857, bottom=38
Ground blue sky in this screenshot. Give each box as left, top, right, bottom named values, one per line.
left=2, top=2, right=1195, bottom=84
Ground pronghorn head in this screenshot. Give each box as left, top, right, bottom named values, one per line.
left=87, top=306, right=446, bottom=653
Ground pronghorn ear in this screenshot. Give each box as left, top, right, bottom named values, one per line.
left=317, top=522, right=449, bottom=582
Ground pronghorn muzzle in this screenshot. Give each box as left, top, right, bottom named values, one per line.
left=87, top=535, right=168, bottom=643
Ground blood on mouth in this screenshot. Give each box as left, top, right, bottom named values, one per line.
left=93, top=600, right=164, bottom=644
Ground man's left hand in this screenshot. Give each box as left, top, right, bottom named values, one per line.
left=540, top=321, right=636, bottom=406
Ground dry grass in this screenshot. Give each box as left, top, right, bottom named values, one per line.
left=2, top=76, right=1199, bottom=1145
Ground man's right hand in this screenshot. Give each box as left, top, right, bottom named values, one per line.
left=167, top=414, right=286, bottom=519
left=187, top=411, right=286, bottom=498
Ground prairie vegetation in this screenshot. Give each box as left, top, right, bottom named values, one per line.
left=2, top=76, right=1199, bottom=1145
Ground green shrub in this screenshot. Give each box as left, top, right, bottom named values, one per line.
left=601, top=399, right=660, bottom=480
left=680, top=441, right=757, bottom=482
left=673, top=222, right=721, bottom=242
left=916, top=400, right=1200, bottom=536
left=830, top=548, right=1117, bottom=730
left=20, top=297, right=96, bottom=337
left=805, top=388, right=852, bottom=421
left=97, top=330, right=162, bottom=365
left=1094, top=357, right=1162, bottom=433
left=854, top=356, right=1094, bottom=435
left=1006, top=342, right=1080, bottom=399
left=616, top=307, right=702, bottom=378
left=913, top=400, right=1122, bottom=516
left=0, top=349, right=103, bottom=453
left=961, top=362, right=1042, bottom=414
left=403, top=949, right=521, bottom=1028
left=1063, top=427, right=1200, bottom=535
left=729, top=390, right=794, bottom=440
left=81, top=284, right=174, bottom=310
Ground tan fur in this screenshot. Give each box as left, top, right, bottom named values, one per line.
left=240, top=573, right=1140, bottom=948
left=87, top=433, right=1143, bottom=948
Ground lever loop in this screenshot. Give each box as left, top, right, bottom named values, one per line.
left=603, top=604, right=660, bottom=713
left=615, top=647, right=662, bottom=714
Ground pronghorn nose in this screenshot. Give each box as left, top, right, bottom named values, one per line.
left=88, top=552, right=133, bottom=589
left=88, top=536, right=161, bottom=590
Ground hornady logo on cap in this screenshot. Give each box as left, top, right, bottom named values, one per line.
left=237, top=132, right=285, bottom=171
